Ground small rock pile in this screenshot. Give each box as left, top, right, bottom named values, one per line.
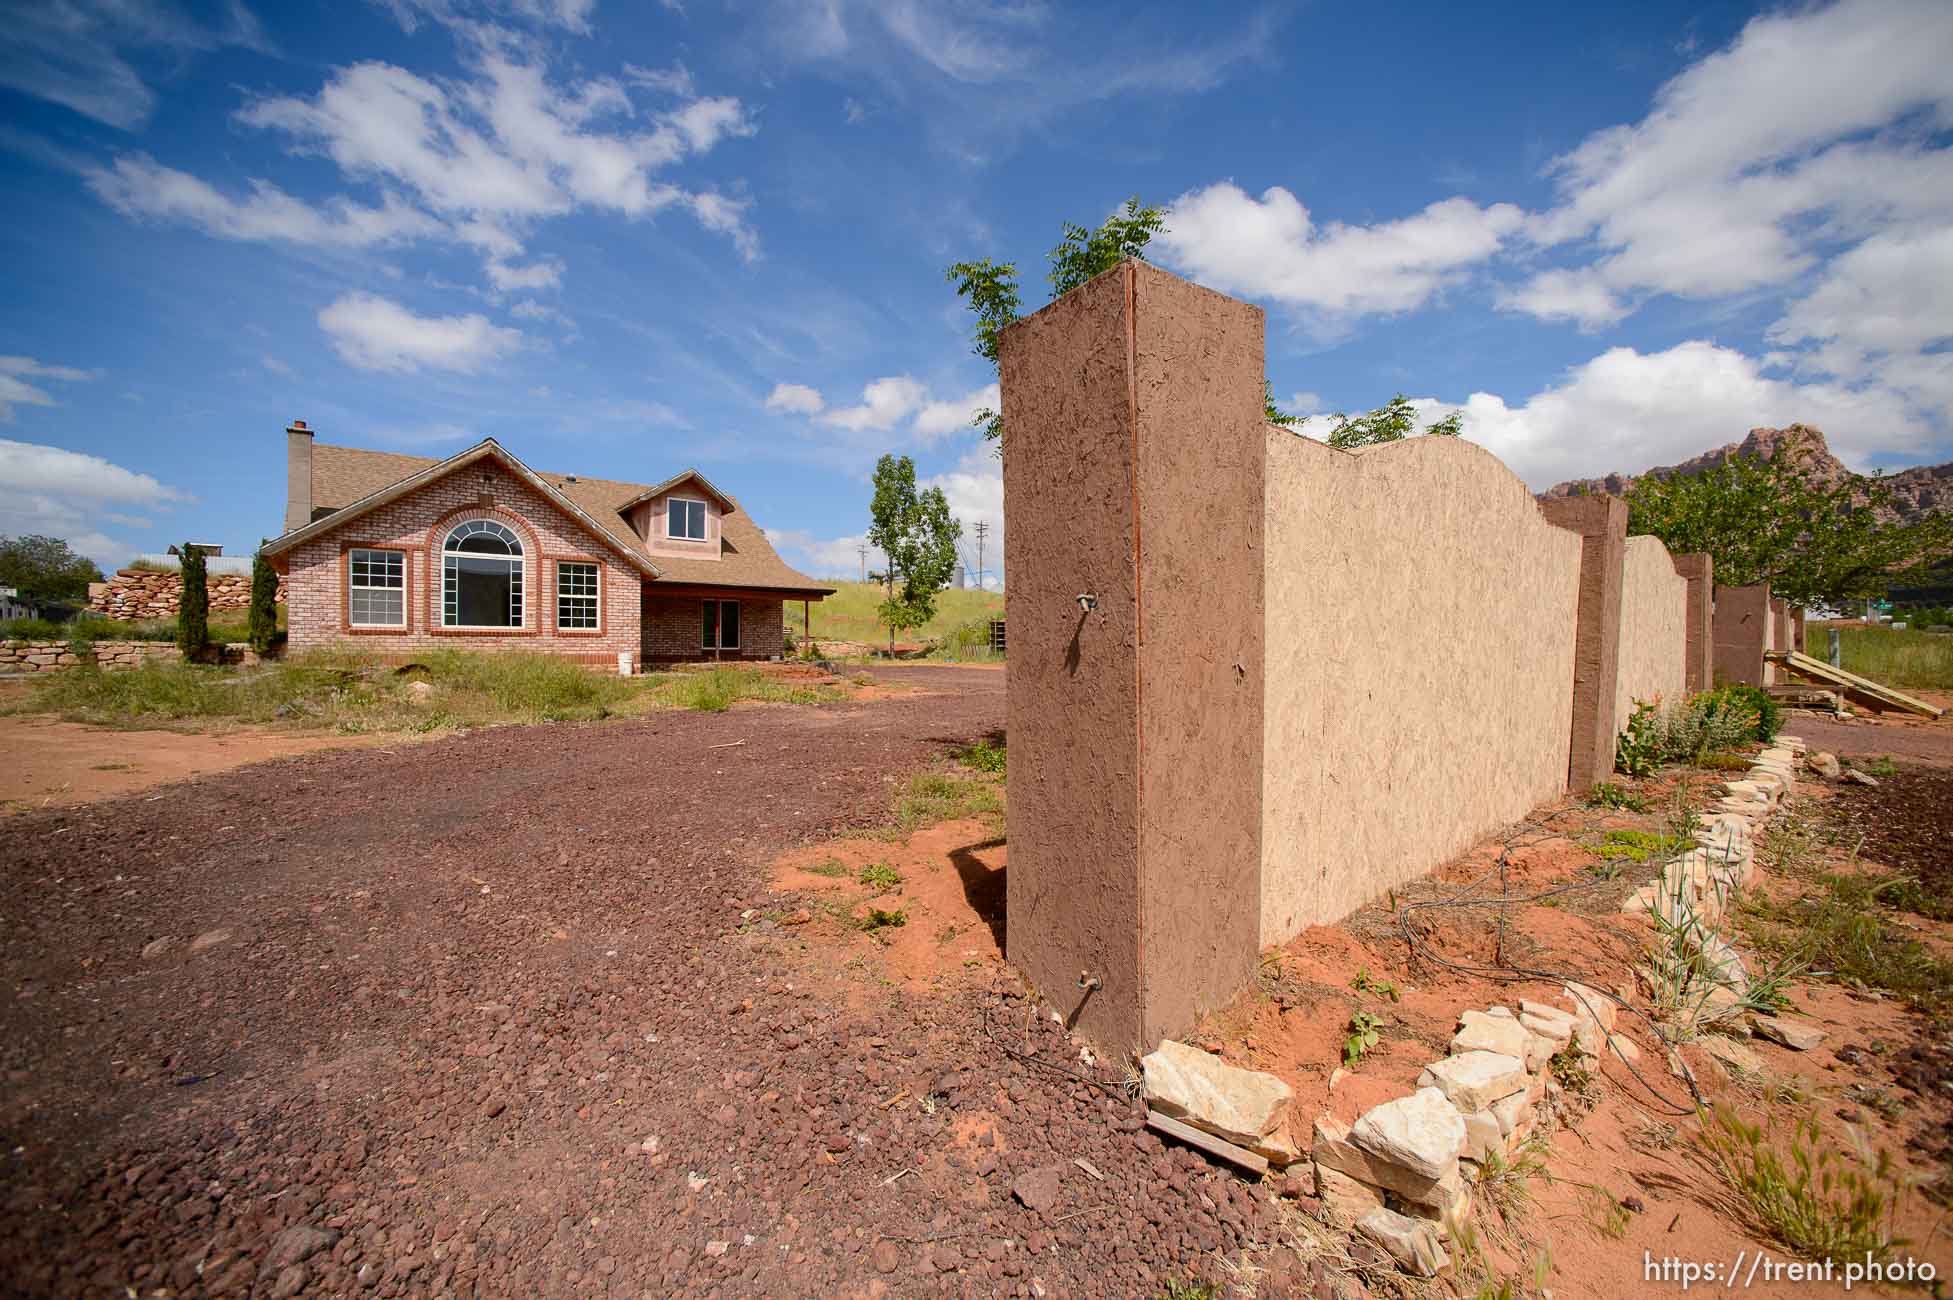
left=1619, top=735, right=1805, bottom=992
left=87, top=567, right=284, bottom=620
left=1306, top=984, right=1622, bottom=1276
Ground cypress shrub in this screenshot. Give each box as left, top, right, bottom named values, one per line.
left=176, top=545, right=208, bottom=657
left=247, top=549, right=279, bottom=654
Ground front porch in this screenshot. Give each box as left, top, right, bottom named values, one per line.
left=640, top=584, right=805, bottom=664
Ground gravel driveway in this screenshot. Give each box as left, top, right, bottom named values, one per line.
left=0, top=673, right=1273, bottom=1299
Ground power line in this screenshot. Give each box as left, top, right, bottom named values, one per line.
left=971, top=519, right=990, bottom=591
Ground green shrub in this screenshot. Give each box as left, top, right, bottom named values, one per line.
left=176, top=545, right=208, bottom=656
left=859, top=861, right=902, bottom=890
left=1615, top=702, right=1661, bottom=777
left=1587, top=781, right=1648, bottom=812
left=247, top=551, right=280, bottom=655
left=895, top=771, right=1003, bottom=829
left=955, top=738, right=1006, bottom=773
left=1593, top=829, right=1689, bottom=863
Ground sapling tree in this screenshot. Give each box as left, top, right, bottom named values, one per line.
left=1624, top=427, right=1953, bottom=609
left=176, top=544, right=208, bottom=657
left=1310, top=394, right=1462, bottom=447
left=247, top=549, right=279, bottom=654
left=866, top=454, right=961, bottom=654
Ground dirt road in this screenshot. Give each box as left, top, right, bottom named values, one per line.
left=0, top=671, right=1271, bottom=1298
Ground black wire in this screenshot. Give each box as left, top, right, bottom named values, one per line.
left=1392, top=813, right=1720, bottom=1118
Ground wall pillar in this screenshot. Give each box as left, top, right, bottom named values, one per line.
left=1792, top=606, right=1807, bottom=655
left=1769, top=598, right=1791, bottom=683
left=1712, top=582, right=1773, bottom=686
left=1672, top=553, right=1714, bottom=693
left=998, top=259, right=1265, bottom=1054
left=1540, top=496, right=1628, bottom=792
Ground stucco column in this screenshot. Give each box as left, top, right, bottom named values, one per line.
left=997, top=259, right=1265, bottom=1054
left=1712, top=582, right=1772, bottom=687
left=1672, top=553, right=1714, bottom=693
left=1769, top=598, right=1791, bottom=684
left=1539, top=496, right=1628, bottom=792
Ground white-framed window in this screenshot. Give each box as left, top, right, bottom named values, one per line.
left=666, top=497, right=707, bottom=541
left=557, top=561, right=599, bottom=630
left=348, top=548, right=405, bottom=627
left=442, top=519, right=523, bottom=628
left=702, top=598, right=740, bottom=650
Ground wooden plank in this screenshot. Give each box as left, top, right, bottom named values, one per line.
left=1144, top=1109, right=1270, bottom=1177
left=1769, top=650, right=1944, bottom=719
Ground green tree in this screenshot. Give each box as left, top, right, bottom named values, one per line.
left=948, top=203, right=1454, bottom=444
left=867, top=454, right=961, bottom=654
left=177, top=544, right=208, bottom=657
left=247, top=549, right=280, bottom=654
left=0, top=534, right=104, bottom=604
left=1309, top=394, right=1462, bottom=448
left=1625, top=428, right=1953, bottom=609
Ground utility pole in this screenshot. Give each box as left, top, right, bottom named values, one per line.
left=971, top=519, right=990, bottom=591
left=857, top=545, right=868, bottom=584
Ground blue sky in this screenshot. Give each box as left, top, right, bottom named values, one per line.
left=2, top=0, right=1950, bottom=583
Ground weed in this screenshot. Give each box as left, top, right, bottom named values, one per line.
left=895, top=771, right=1003, bottom=830
left=1699, top=1104, right=1909, bottom=1263
left=652, top=665, right=846, bottom=713
left=1349, top=968, right=1401, bottom=1003
left=858, top=861, right=903, bottom=890
left=1477, top=1138, right=1547, bottom=1224
left=1740, top=870, right=1953, bottom=1013
left=1587, top=781, right=1648, bottom=812
left=803, top=858, right=849, bottom=878
left=1586, top=1191, right=1632, bottom=1240
left=1615, top=701, right=1662, bottom=777
left=1343, top=1011, right=1383, bottom=1064
left=1155, top=1282, right=1216, bottom=1300
left=1695, top=752, right=1753, bottom=772
left=1549, top=1044, right=1592, bottom=1095
left=1851, top=755, right=1899, bottom=779
left=1592, top=829, right=1689, bottom=863
left=1835, top=624, right=1953, bottom=691
left=852, top=907, right=907, bottom=935
left=954, top=738, right=1006, bottom=773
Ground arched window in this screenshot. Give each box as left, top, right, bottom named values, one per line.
left=442, top=519, right=523, bottom=627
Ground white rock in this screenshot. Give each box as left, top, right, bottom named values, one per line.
left=1604, top=1033, right=1641, bottom=1064
left=189, top=928, right=232, bottom=953
left=1459, top=1108, right=1502, bottom=1161
left=1562, top=984, right=1617, bottom=1032
left=1417, top=1051, right=1528, bottom=1112
left=1314, top=1163, right=1383, bottom=1225
left=1350, top=1088, right=1466, bottom=1184
left=1751, top=1015, right=1826, bottom=1051
left=1313, top=1115, right=1447, bottom=1202
left=1488, top=1090, right=1530, bottom=1137
left=1356, top=1208, right=1449, bottom=1277
left=1141, top=1040, right=1292, bottom=1148
left=1807, top=751, right=1841, bottom=778
left=1451, top=1011, right=1531, bottom=1060
left=1699, top=1035, right=1766, bottom=1078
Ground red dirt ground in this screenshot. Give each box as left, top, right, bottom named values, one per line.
left=0, top=665, right=1277, bottom=1299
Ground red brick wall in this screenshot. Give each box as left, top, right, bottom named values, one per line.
left=642, top=595, right=784, bottom=662
left=286, top=463, right=643, bottom=662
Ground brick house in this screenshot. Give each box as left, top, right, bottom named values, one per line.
left=262, top=421, right=833, bottom=667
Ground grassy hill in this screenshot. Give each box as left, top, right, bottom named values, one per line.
left=784, top=581, right=1003, bottom=649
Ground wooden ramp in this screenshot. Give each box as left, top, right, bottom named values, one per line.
left=1768, top=650, right=1945, bottom=719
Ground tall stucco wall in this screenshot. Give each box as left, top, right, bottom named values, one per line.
left=1260, top=433, right=1582, bottom=943
left=1614, top=535, right=1690, bottom=721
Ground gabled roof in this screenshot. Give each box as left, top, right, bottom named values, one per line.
left=278, top=439, right=836, bottom=596
left=264, top=439, right=663, bottom=577
left=618, top=468, right=738, bottom=516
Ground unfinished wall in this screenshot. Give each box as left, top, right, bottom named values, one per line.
left=1614, top=535, right=1690, bottom=722
left=999, top=260, right=1264, bottom=1052
left=1712, top=583, right=1773, bottom=686
left=1260, top=434, right=1581, bottom=943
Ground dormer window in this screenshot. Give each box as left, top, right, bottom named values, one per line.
left=667, top=497, right=707, bottom=541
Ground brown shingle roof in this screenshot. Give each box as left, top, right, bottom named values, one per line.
left=306, top=442, right=833, bottom=596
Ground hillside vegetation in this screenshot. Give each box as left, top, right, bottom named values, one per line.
left=785, top=580, right=1002, bottom=646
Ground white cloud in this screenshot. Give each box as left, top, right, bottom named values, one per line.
left=260, top=355, right=295, bottom=378
left=1520, top=0, right=1953, bottom=312
left=819, top=376, right=928, bottom=432
left=486, top=257, right=564, bottom=292
left=843, top=97, right=869, bottom=125
left=625, top=62, right=695, bottom=97
left=380, top=0, right=596, bottom=36
left=765, top=528, right=879, bottom=580
left=85, top=20, right=764, bottom=282
left=85, top=155, right=442, bottom=248
left=1769, top=226, right=1953, bottom=379
left=1157, top=183, right=1524, bottom=316
left=508, top=299, right=576, bottom=332
left=0, top=0, right=269, bottom=130
left=765, top=382, right=825, bottom=415
left=0, top=437, right=191, bottom=566
left=1421, top=340, right=1928, bottom=489
left=1495, top=268, right=1626, bottom=331
left=317, top=292, right=523, bottom=374
left=911, top=382, right=999, bottom=440
left=0, top=356, right=100, bottom=422
left=926, top=447, right=1003, bottom=588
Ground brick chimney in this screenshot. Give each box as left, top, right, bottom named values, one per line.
left=284, top=419, right=314, bottom=534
